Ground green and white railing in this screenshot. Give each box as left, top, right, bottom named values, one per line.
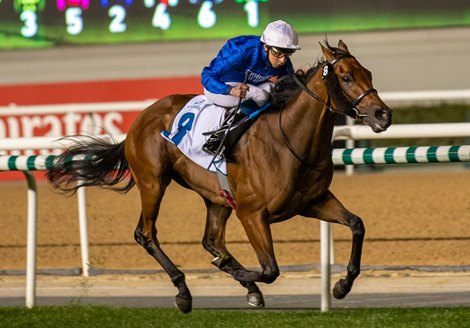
left=0, top=155, right=56, bottom=171
left=3, top=144, right=470, bottom=171
left=332, top=145, right=470, bottom=165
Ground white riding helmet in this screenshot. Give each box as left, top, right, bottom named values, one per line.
left=260, top=20, right=300, bottom=51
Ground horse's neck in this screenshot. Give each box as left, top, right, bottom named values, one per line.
left=280, top=76, right=336, bottom=164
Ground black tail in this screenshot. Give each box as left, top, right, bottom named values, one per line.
left=46, top=136, right=135, bottom=195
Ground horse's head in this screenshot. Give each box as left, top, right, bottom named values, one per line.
left=320, top=40, right=392, bottom=132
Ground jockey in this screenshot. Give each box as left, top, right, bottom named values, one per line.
left=201, top=20, right=300, bottom=155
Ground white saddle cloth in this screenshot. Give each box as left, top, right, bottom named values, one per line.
left=161, top=95, right=227, bottom=174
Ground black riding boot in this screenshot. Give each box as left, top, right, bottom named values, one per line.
left=202, top=111, right=247, bottom=156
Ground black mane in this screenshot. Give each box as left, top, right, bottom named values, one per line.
left=272, top=41, right=350, bottom=107
left=272, top=65, right=320, bottom=107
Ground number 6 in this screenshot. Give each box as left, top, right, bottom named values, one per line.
left=198, top=1, right=216, bottom=29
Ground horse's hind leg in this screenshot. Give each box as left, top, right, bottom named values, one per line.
left=303, top=190, right=365, bottom=300
left=202, top=199, right=265, bottom=307
left=134, top=180, right=192, bottom=313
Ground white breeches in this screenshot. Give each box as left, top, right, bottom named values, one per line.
left=204, top=81, right=275, bottom=108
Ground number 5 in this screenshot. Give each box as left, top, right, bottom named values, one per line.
left=65, top=7, right=83, bottom=35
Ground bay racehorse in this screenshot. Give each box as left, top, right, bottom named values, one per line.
left=47, top=40, right=392, bottom=313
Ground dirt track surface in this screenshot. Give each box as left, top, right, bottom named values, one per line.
left=1, top=169, right=470, bottom=272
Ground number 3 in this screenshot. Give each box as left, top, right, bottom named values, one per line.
left=20, top=10, right=38, bottom=38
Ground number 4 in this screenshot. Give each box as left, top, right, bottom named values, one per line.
left=152, top=3, right=171, bottom=30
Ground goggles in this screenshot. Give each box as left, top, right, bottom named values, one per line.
left=269, top=46, right=295, bottom=58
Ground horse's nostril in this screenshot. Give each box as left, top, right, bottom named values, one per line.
left=375, top=109, right=389, bottom=120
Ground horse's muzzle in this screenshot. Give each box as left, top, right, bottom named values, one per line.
left=361, top=106, right=393, bottom=133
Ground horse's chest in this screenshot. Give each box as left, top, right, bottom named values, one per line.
left=295, top=164, right=333, bottom=192
left=268, top=169, right=332, bottom=219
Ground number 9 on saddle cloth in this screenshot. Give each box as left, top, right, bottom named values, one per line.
left=160, top=95, right=271, bottom=173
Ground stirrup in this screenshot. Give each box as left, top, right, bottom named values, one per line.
left=202, top=137, right=223, bottom=155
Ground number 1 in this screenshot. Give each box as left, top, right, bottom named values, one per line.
left=244, top=1, right=259, bottom=27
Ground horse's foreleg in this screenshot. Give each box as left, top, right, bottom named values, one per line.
left=134, top=183, right=192, bottom=314
left=202, top=200, right=265, bottom=307
left=303, top=190, right=365, bottom=299
left=235, top=212, right=280, bottom=284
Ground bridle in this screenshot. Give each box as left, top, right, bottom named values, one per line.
left=292, top=54, right=377, bottom=120
left=279, top=54, right=377, bottom=166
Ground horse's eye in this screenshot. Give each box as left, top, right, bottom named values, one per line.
left=342, top=75, right=352, bottom=83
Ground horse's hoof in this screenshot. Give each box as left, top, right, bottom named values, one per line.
left=333, top=279, right=350, bottom=299
left=174, top=295, right=192, bottom=314
left=247, top=292, right=265, bottom=308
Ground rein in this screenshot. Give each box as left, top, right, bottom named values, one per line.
left=280, top=55, right=377, bottom=166
left=291, top=72, right=336, bottom=113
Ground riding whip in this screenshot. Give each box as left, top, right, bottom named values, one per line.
left=207, top=69, right=251, bottom=170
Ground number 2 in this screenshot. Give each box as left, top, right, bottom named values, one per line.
left=109, top=5, right=127, bottom=33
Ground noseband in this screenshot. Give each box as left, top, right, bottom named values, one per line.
left=292, top=55, right=377, bottom=120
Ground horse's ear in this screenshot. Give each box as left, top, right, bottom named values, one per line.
left=338, top=39, right=350, bottom=53
left=320, top=42, right=335, bottom=63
